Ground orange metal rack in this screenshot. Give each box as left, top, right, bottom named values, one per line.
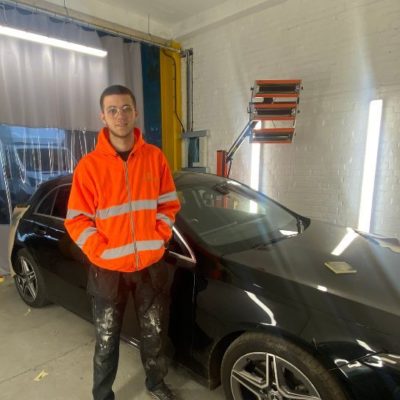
left=216, top=79, right=302, bottom=177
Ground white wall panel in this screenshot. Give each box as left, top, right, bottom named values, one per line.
left=180, top=0, right=400, bottom=238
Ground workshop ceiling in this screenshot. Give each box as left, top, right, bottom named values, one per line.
left=106, top=0, right=228, bottom=25
left=62, top=0, right=285, bottom=39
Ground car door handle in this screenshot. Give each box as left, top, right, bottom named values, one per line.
left=34, top=226, right=48, bottom=236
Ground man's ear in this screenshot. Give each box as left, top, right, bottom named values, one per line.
left=99, top=112, right=106, bottom=125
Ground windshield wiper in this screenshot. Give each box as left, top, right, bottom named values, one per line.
left=213, top=183, right=230, bottom=195
left=251, top=235, right=289, bottom=249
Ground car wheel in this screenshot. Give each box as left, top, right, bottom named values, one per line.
left=221, top=332, right=347, bottom=400
left=14, top=249, right=50, bottom=308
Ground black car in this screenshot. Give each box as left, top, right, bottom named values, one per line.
left=8, top=172, right=400, bottom=400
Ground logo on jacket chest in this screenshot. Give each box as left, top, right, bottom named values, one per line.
left=143, top=172, right=158, bottom=183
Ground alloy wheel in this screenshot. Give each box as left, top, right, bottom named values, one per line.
left=230, top=351, right=321, bottom=400
left=15, top=256, right=38, bottom=302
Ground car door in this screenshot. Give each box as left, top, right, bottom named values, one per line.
left=30, top=184, right=92, bottom=320
left=120, top=228, right=197, bottom=358
left=165, top=229, right=197, bottom=358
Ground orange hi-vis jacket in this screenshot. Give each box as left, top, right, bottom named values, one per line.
left=64, top=127, right=180, bottom=272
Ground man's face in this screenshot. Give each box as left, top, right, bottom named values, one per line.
left=100, top=94, right=137, bottom=139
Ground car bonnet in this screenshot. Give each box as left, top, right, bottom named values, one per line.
left=221, top=219, right=400, bottom=336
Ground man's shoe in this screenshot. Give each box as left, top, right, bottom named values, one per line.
left=148, top=382, right=176, bottom=400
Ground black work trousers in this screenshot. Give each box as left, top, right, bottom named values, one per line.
left=90, top=261, right=170, bottom=400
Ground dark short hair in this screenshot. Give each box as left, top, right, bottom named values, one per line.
left=100, top=85, right=136, bottom=110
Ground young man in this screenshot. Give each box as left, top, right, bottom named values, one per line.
left=65, top=85, right=180, bottom=400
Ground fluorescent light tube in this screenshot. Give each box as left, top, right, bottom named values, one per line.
left=250, top=142, right=260, bottom=191
left=249, top=142, right=260, bottom=214
left=358, top=99, right=383, bottom=232
left=0, top=24, right=107, bottom=57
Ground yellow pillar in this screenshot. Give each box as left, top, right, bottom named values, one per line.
left=160, top=41, right=182, bottom=172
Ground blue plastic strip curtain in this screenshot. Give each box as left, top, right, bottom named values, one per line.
left=141, top=44, right=162, bottom=149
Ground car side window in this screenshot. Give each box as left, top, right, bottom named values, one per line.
left=35, top=184, right=71, bottom=219
left=36, top=189, right=57, bottom=216
left=52, top=185, right=70, bottom=219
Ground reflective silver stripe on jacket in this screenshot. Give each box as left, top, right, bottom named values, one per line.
left=101, top=240, right=164, bottom=260
left=66, top=209, right=95, bottom=220
left=96, top=200, right=157, bottom=220
left=158, top=191, right=178, bottom=204
left=76, top=227, right=97, bottom=248
left=156, top=213, right=173, bottom=228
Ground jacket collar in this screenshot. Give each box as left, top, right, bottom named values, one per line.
left=96, top=127, right=145, bottom=156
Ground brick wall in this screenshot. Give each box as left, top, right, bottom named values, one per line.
left=180, top=0, right=400, bottom=238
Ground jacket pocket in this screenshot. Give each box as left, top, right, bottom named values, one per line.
left=87, top=264, right=120, bottom=301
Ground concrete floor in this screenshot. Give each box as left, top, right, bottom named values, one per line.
left=0, top=276, right=225, bottom=400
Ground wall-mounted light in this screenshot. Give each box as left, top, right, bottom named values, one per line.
left=249, top=120, right=261, bottom=213
left=250, top=142, right=261, bottom=191
left=0, top=24, right=107, bottom=57
left=358, top=99, right=383, bottom=232
left=249, top=142, right=260, bottom=213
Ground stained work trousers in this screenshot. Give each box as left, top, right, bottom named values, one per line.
left=91, top=261, right=170, bottom=400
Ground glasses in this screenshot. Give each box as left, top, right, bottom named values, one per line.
left=105, top=105, right=134, bottom=118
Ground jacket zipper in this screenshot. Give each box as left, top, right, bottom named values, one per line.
left=123, top=160, right=140, bottom=271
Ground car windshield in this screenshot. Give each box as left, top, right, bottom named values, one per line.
left=177, top=174, right=306, bottom=251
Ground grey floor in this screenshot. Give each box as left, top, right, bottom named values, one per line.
left=0, top=276, right=225, bottom=400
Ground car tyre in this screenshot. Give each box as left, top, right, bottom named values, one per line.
left=221, top=332, right=347, bottom=400
left=14, top=248, right=50, bottom=308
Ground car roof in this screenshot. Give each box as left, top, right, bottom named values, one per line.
left=28, top=171, right=246, bottom=207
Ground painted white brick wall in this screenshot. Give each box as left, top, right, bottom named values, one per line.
left=180, top=0, right=400, bottom=238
